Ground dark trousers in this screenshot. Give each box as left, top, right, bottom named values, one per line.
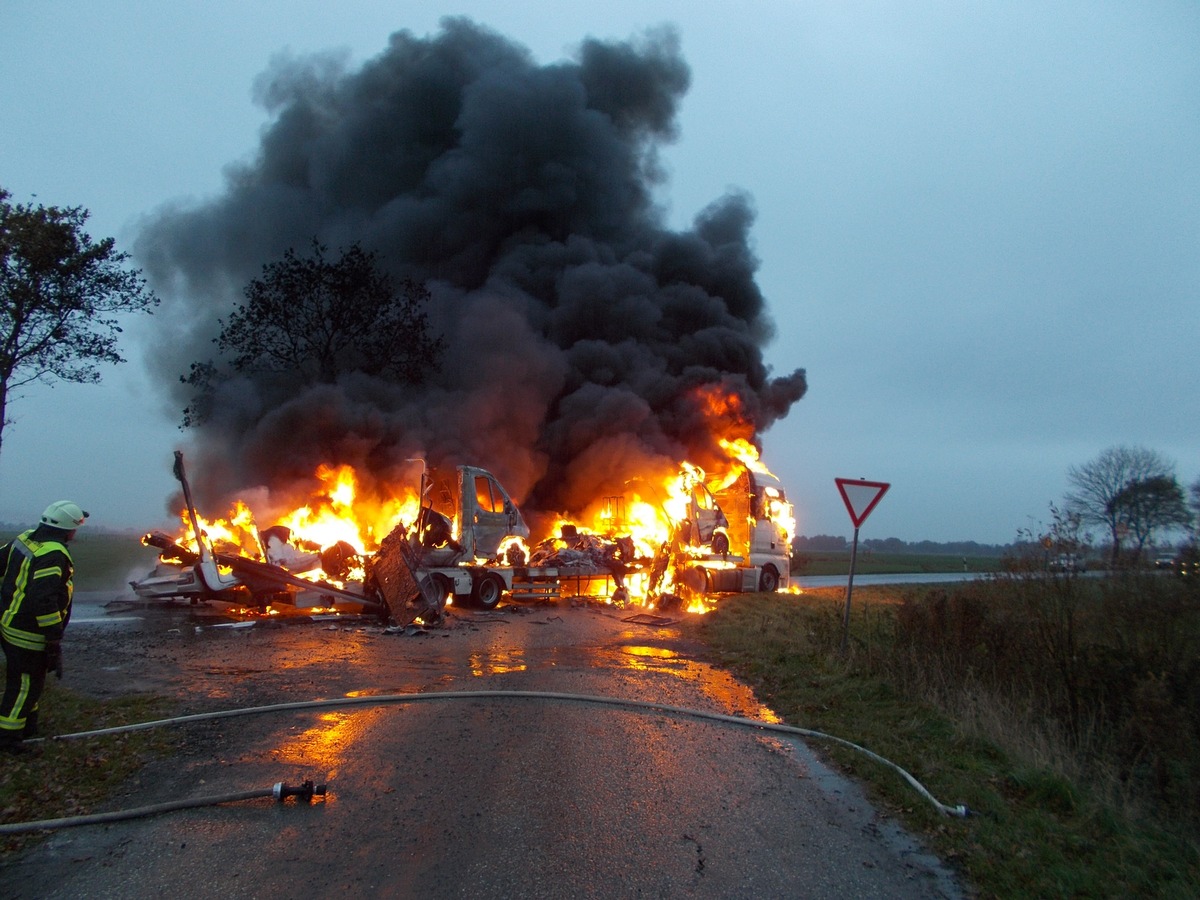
left=0, top=638, right=46, bottom=742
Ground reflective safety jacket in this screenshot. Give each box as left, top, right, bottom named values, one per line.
left=0, top=529, right=74, bottom=651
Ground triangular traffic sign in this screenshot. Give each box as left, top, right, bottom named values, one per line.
left=835, top=478, right=890, bottom=528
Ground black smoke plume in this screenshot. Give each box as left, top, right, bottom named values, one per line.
left=137, top=18, right=806, bottom=529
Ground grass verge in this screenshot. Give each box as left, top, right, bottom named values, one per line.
left=0, top=686, right=176, bottom=855
left=684, top=587, right=1200, bottom=898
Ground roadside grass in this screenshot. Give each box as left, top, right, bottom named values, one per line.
left=0, top=687, right=176, bottom=855
left=686, top=584, right=1200, bottom=898
left=793, top=550, right=1003, bottom=577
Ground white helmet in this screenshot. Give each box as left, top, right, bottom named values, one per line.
left=41, top=500, right=89, bottom=530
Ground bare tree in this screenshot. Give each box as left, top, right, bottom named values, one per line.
left=1111, top=475, right=1192, bottom=559
left=1064, top=446, right=1178, bottom=566
left=0, top=188, right=158, bottom=459
left=182, top=240, right=444, bottom=426
left=1189, top=476, right=1200, bottom=542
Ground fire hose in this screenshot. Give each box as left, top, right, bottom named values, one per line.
left=14, top=691, right=970, bottom=826
left=0, top=781, right=325, bottom=835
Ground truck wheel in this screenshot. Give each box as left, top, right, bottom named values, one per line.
left=758, top=565, right=780, bottom=593
left=710, top=532, right=730, bottom=555
left=676, top=565, right=711, bottom=599
left=420, top=578, right=451, bottom=614
left=472, top=573, right=505, bottom=610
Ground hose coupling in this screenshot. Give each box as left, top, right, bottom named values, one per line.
left=272, top=780, right=327, bottom=802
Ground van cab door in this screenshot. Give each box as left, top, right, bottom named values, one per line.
left=458, top=466, right=530, bottom=560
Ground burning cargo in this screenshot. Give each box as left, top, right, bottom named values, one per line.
left=703, top=467, right=793, bottom=594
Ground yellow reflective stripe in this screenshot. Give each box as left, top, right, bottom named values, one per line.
left=0, top=624, right=45, bottom=650
left=0, top=570, right=25, bottom=627
left=36, top=611, right=64, bottom=627
left=0, top=673, right=31, bottom=732
left=32, top=566, right=64, bottom=579
left=4, top=538, right=38, bottom=622
left=7, top=557, right=33, bottom=623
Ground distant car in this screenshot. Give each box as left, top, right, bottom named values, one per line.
left=1171, top=548, right=1199, bottom=578
left=1154, top=556, right=1176, bottom=571
left=1049, top=553, right=1086, bottom=573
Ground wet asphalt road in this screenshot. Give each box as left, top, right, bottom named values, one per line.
left=1, top=594, right=963, bottom=898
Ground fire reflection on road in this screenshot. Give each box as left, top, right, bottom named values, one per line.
left=610, top=632, right=782, bottom=724
left=272, top=709, right=381, bottom=770
left=468, top=648, right=529, bottom=677
left=620, top=645, right=678, bottom=667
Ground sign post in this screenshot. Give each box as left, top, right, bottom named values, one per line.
left=835, top=478, right=890, bottom=653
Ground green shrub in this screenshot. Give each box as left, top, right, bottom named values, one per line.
left=889, top=570, right=1200, bottom=828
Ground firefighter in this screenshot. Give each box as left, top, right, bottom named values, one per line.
left=0, top=500, right=88, bottom=753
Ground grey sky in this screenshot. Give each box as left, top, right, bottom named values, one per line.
left=1, top=1, right=1196, bottom=544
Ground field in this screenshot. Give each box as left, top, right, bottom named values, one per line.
left=0, top=526, right=162, bottom=592
left=792, top=549, right=1003, bottom=576
left=58, top=529, right=163, bottom=592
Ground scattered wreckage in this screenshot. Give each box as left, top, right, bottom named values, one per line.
left=131, top=453, right=443, bottom=628
left=130, top=450, right=794, bottom=626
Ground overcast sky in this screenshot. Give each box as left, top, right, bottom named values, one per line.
left=1, top=1, right=1197, bottom=544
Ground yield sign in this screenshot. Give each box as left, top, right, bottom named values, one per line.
left=835, top=478, right=890, bottom=528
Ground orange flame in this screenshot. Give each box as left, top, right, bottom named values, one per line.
left=179, top=464, right=422, bottom=562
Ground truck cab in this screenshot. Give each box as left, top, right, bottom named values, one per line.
left=705, top=468, right=793, bottom=593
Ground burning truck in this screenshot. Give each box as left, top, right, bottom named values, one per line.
left=131, top=445, right=794, bottom=623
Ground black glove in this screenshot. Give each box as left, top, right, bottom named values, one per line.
left=45, top=641, right=63, bottom=680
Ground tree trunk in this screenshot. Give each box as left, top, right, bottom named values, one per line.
left=0, top=379, right=7, bottom=461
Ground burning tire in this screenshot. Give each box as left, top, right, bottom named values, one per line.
left=758, top=565, right=780, bottom=593
left=710, top=532, right=730, bottom=555
left=472, top=572, right=505, bottom=610
left=677, top=565, right=712, bottom=599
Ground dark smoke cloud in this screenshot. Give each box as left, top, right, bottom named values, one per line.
left=137, top=17, right=806, bottom=524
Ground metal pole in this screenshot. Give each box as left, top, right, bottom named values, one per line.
left=173, top=451, right=209, bottom=562
left=840, top=526, right=860, bottom=653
